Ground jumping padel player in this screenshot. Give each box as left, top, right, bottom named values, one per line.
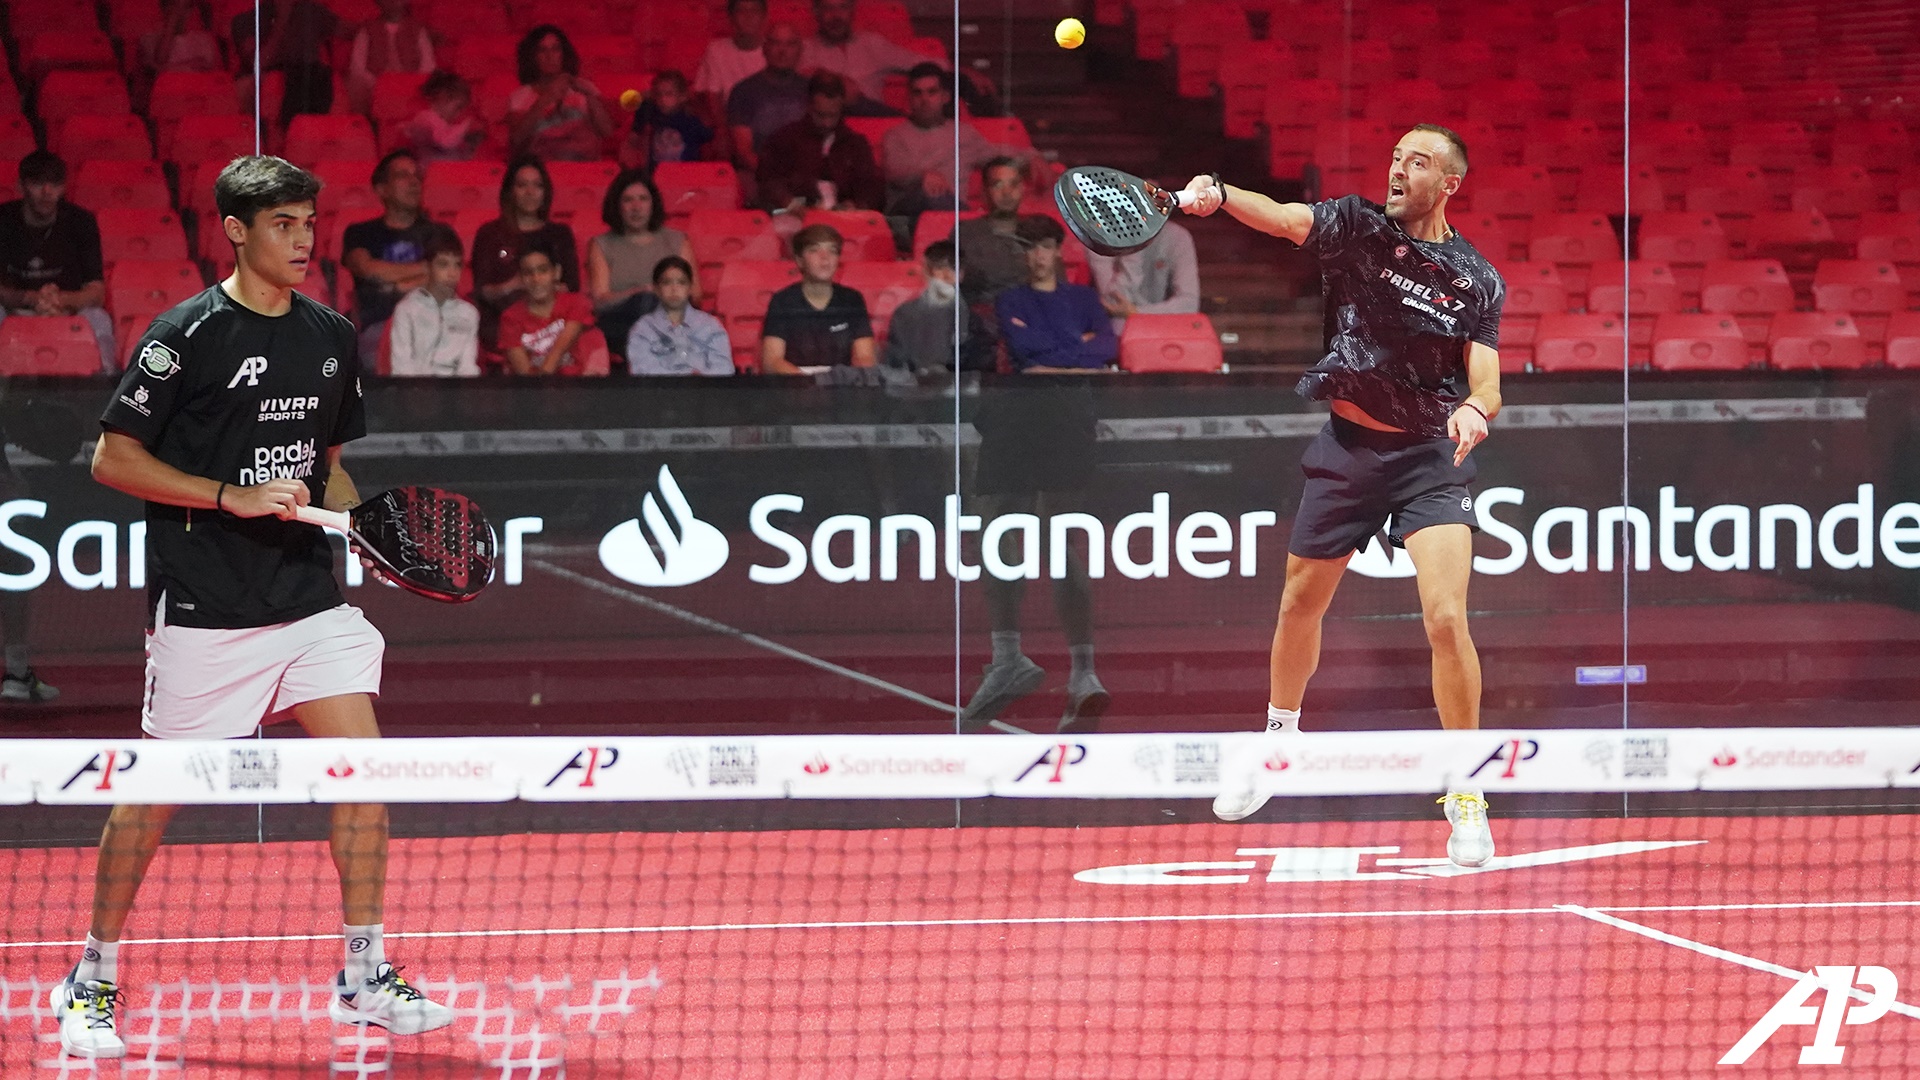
left=1179, top=126, right=1504, bottom=867
left=54, top=156, right=453, bottom=1058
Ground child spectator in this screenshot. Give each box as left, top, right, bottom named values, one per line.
left=402, top=72, right=484, bottom=162
left=619, top=71, right=714, bottom=171
left=387, top=232, right=480, bottom=376
left=587, top=169, right=695, bottom=363
left=505, top=25, right=614, bottom=162
left=884, top=239, right=989, bottom=373
left=995, top=215, right=1116, bottom=371
left=471, top=156, right=581, bottom=354
left=760, top=223, right=874, bottom=372
left=499, top=242, right=609, bottom=376
left=627, top=257, right=732, bottom=376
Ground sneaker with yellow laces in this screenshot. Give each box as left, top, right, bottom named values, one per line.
left=51, top=967, right=125, bottom=1058
left=1439, top=790, right=1495, bottom=867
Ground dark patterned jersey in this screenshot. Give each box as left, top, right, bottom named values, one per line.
left=99, top=286, right=364, bottom=629
left=1296, top=195, right=1505, bottom=437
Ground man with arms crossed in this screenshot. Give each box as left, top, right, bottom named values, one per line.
left=1181, top=126, right=1504, bottom=867
left=54, top=156, right=452, bottom=1058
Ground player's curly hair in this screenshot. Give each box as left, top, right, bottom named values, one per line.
left=214, top=156, right=321, bottom=230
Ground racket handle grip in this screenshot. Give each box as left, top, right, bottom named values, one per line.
left=294, top=505, right=351, bottom=532
left=1168, top=185, right=1221, bottom=209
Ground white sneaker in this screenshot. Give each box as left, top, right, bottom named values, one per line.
left=1213, top=727, right=1294, bottom=822
left=1440, top=791, right=1495, bottom=867
left=51, top=968, right=125, bottom=1058
left=330, top=963, right=453, bottom=1035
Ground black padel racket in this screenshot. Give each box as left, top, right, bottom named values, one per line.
left=296, top=486, right=496, bottom=603
left=1053, top=166, right=1215, bottom=256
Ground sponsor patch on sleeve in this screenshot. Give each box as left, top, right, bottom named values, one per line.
left=138, top=340, right=181, bottom=381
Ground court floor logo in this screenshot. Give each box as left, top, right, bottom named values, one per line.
left=598, top=465, right=730, bottom=587
left=1721, top=966, right=1901, bottom=1065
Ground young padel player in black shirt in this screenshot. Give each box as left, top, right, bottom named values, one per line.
left=53, top=156, right=452, bottom=1060
left=1179, top=126, right=1506, bottom=867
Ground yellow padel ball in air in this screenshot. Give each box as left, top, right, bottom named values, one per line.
left=619, top=88, right=642, bottom=110
left=1054, top=17, right=1086, bottom=49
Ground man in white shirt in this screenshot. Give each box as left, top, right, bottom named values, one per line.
left=386, top=234, right=479, bottom=376
left=801, top=0, right=938, bottom=115
left=1086, top=218, right=1201, bottom=335
left=694, top=0, right=768, bottom=107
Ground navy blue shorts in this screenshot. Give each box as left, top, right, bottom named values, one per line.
left=1288, top=415, right=1478, bottom=559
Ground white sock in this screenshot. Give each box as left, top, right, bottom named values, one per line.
left=343, top=924, right=385, bottom=988
left=76, top=935, right=117, bottom=985
left=1266, top=705, right=1300, bottom=733
left=990, top=631, right=1023, bottom=665
left=1068, top=644, right=1095, bottom=679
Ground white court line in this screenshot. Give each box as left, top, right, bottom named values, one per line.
left=1557, top=904, right=1920, bottom=1021
left=4, top=898, right=1916, bottom=951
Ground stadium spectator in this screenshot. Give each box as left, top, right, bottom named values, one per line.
left=505, top=26, right=613, bottom=162
left=499, top=242, right=609, bottom=376
left=627, top=257, right=732, bottom=376
left=0, top=153, right=114, bottom=372
left=726, top=23, right=809, bottom=175
left=588, top=169, right=695, bottom=363
left=387, top=232, right=480, bottom=377
left=619, top=71, right=714, bottom=171
left=695, top=0, right=769, bottom=106
left=802, top=0, right=935, bottom=116
left=995, top=215, right=1115, bottom=371
left=756, top=73, right=884, bottom=212
left=883, top=62, right=1005, bottom=226
left=761, top=224, right=874, bottom=372
left=957, top=156, right=1031, bottom=311
left=472, top=156, right=582, bottom=359
left=884, top=239, right=990, bottom=373
left=138, top=0, right=222, bottom=79
left=1086, top=218, right=1200, bottom=335
left=341, top=151, right=458, bottom=362
left=401, top=71, right=484, bottom=163
left=233, top=0, right=344, bottom=127
left=347, top=0, right=437, bottom=115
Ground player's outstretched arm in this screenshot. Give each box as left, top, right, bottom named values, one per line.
left=92, top=430, right=310, bottom=519
left=1176, top=176, right=1313, bottom=245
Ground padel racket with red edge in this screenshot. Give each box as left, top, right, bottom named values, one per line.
left=295, top=486, right=496, bottom=603
left=1053, top=166, right=1212, bottom=256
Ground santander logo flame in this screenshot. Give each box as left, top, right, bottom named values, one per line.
left=598, top=465, right=731, bottom=587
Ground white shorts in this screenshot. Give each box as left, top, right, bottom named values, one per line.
left=142, top=602, right=384, bottom=740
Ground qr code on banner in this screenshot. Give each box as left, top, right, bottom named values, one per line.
left=1622, top=737, right=1670, bottom=779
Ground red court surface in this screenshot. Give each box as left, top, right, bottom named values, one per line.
left=3, top=813, right=1917, bottom=1077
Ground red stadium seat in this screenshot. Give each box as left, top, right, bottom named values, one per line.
left=1263, top=78, right=1340, bottom=136
left=1829, top=119, right=1912, bottom=168
left=1636, top=212, right=1728, bottom=296
left=1630, top=40, right=1703, bottom=85
left=574, top=37, right=642, bottom=82
left=1220, top=43, right=1287, bottom=139
left=71, top=160, right=172, bottom=213
left=971, top=117, right=1032, bottom=151
left=369, top=72, right=433, bottom=127
left=1885, top=312, right=1920, bottom=370
left=1699, top=259, right=1794, bottom=346
left=1855, top=213, right=1920, bottom=269
left=1418, top=41, right=1493, bottom=89
left=1528, top=213, right=1621, bottom=292
left=1514, top=40, right=1598, bottom=88
left=106, top=0, right=169, bottom=42
left=37, top=71, right=132, bottom=122
left=1812, top=259, right=1905, bottom=352
left=1727, top=122, right=1818, bottom=171
left=1649, top=314, right=1749, bottom=371
left=545, top=160, right=620, bottom=227
left=655, top=161, right=740, bottom=221
left=714, top=260, right=802, bottom=342
left=52, top=115, right=152, bottom=162
left=166, top=114, right=255, bottom=166
left=838, top=261, right=925, bottom=340
left=0, top=316, right=102, bottom=376
left=1585, top=261, right=1681, bottom=317
left=1665, top=81, right=1748, bottom=126
left=16, top=32, right=117, bottom=82
left=426, top=159, right=508, bottom=217
left=1118, top=314, right=1224, bottom=373
left=1465, top=79, right=1546, bottom=126
left=1532, top=313, right=1626, bottom=372
left=1465, top=165, right=1558, bottom=218
left=284, top=115, right=377, bottom=165
left=845, top=118, right=905, bottom=170
left=1572, top=166, right=1664, bottom=215
left=1632, top=120, right=1713, bottom=172
left=451, top=34, right=520, bottom=82
left=149, top=71, right=241, bottom=147
left=108, top=259, right=204, bottom=347
left=0, top=116, right=32, bottom=160
left=1768, top=313, right=1867, bottom=370
left=1682, top=165, right=1773, bottom=217
left=310, top=160, right=383, bottom=263
left=1742, top=210, right=1844, bottom=268
left=1496, top=261, right=1567, bottom=368
left=1454, top=212, right=1523, bottom=263
left=1360, top=79, right=1446, bottom=124
left=1521, top=119, right=1610, bottom=168
left=97, top=209, right=189, bottom=263
left=1788, top=165, right=1880, bottom=219
left=802, top=209, right=894, bottom=262
left=684, top=210, right=781, bottom=288
left=911, top=209, right=980, bottom=259
left=8, top=3, right=82, bottom=33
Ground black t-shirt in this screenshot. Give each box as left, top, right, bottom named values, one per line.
left=342, top=215, right=456, bottom=327
left=99, top=286, right=365, bottom=629
left=762, top=283, right=873, bottom=368
left=1297, top=195, right=1506, bottom=438
left=0, top=200, right=105, bottom=295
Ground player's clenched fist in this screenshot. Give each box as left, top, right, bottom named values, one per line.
left=1180, top=175, right=1222, bottom=216
left=224, top=479, right=312, bottom=520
